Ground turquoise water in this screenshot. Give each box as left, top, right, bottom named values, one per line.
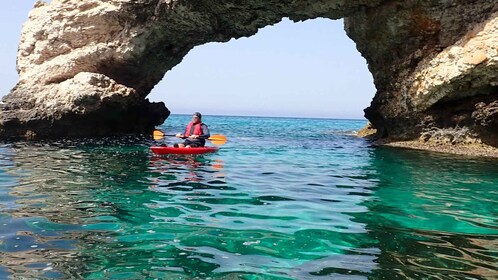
left=0, top=114, right=497, bottom=279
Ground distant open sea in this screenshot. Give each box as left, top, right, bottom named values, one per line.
left=0, top=114, right=497, bottom=279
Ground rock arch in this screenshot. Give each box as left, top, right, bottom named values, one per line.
left=1, top=0, right=497, bottom=145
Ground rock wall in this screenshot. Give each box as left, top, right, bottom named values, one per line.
left=345, top=0, right=498, bottom=145
left=1, top=0, right=498, bottom=146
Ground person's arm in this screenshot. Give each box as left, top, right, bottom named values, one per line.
left=176, top=126, right=188, bottom=138
left=198, top=124, right=210, bottom=139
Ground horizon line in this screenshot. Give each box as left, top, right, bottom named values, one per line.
left=168, top=112, right=367, bottom=121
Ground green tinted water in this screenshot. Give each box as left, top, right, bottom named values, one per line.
left=0, top=115, right=496, bottom=279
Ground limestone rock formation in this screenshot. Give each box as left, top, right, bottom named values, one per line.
left=1, top=0, right=498, bottom=148
left=345, top=1, right=498, bottom=145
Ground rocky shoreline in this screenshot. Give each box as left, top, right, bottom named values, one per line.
left=357, top=122, right=498, bottom=158
left=378, top=140, right=498, bottom=158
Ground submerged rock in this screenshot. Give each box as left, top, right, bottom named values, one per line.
left=1, top=0, right=498, bottom=152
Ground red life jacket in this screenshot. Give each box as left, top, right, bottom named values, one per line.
left=185, top=122, right=203, bottom=136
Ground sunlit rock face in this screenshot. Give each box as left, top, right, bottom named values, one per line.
left=1, top=0, right=497, bottom=144
left=345, top=1, right=498, bottom=145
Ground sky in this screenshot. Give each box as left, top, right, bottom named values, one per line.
left=1, top=1, right=375, bottom=119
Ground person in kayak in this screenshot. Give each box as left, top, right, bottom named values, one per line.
left=174, top=112, right=210, bottom=148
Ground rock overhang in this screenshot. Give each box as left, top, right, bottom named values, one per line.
left=1, top=0, right=497, bottom=148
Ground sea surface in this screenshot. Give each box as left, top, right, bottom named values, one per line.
left=0, top=115, right=497, bottom=279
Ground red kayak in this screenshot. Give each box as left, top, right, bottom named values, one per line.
left=151, top=146, right=219, bottom=155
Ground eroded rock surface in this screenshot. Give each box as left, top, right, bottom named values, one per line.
left=345, top=1, right=498, bottom=145
left=1, top=0, right=498, bottom=146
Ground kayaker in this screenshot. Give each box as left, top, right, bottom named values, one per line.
left=174, top=112, right=210, bottom=148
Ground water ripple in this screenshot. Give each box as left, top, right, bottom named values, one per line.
left=0, top=117, right=496, bottom=279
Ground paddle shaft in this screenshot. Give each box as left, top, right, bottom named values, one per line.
left=161, top=134, right=204, bottom=139
left=153, top=130, right=226, bottom=145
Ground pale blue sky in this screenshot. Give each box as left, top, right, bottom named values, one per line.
left=1, top=2, right=375, bottom=119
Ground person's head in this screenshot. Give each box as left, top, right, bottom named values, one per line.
left=192, top=112, right=202, bottom=123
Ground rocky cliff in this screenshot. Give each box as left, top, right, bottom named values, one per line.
left=1, top=0, right=497, bottom=148
left=345, top=1, right=498, bottom=148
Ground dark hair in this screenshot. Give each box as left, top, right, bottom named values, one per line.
left=193, top=112, right=202, bottom=119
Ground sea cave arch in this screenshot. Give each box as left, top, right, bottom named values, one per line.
left=1, top=0, right=497, bottom=146
left=148, top=18, right=375, bottom=119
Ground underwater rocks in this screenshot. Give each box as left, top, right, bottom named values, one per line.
left=1, top=0, right=498, bottom=155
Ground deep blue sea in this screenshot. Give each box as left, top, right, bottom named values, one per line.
left=0, top=114, right=497, bottom=279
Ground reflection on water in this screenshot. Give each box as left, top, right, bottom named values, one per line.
left=0, top=134, right=496, bottom=279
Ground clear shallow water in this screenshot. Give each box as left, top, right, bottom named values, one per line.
left=0, top=115, right=496, bottom=279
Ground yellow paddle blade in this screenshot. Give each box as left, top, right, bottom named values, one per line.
left=208, top=134, right=227, bottom=145
left=153, top=130, right=165, bottom=140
